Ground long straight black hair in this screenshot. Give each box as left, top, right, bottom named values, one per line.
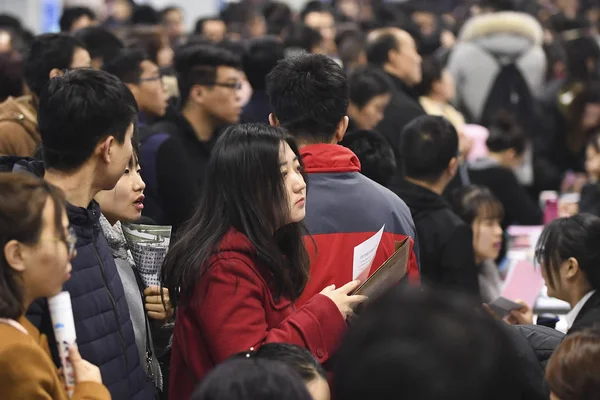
left=161, top=123, right=311, bottom=308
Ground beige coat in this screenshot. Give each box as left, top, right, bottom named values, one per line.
left=0, top=95, right=40, bottom=157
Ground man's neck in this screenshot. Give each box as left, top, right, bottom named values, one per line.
left=44, top=165, right=99, bottom=209
left=487, top=152, right=506, bottom=166
left=182, top=105, right=217, bottom=143
left=405, top=176, right=446, bottom=196
left=383, top=64, right=407, bottom=85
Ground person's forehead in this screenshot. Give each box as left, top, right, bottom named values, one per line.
left=305, top=11, right=334, bottom=24
left=205, top=19, right=225, bottom=28
left=216, top=65, right=241, bottom=78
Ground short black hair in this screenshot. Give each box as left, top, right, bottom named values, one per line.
left=160, top=5, right=180, bottom=20
left=131, top=5, right=160, bottom=25
left=73, top=27, right=123, bottom=67
left=400, top=115, right=458, bottom=181
left=192, top=358, right=311, bottom=400
left=220, top=2, right=263, bottom=36
left=174, top=44, right=242, bottom=104
left=0, top=51, right=24, bottom=102
left=283, top=23, right=323, bottom=54
left=366, top=31, right=399, bottom=67
left=300, top=0, right=334, bottom=21
left=480, top=0, right=518, bottom=11
left=194, top=16, right=222, bottom=35
left=535, top=214, right=600, bottom=292
left=103, top=48, right=148, bottom=84
left=236, top=343, right=327, bottom=382
left=263, top=2, right=293, bottom=36
left=38, top=69, right=138, bottom=171
left=340, top=130, right=396, bottom=186
left=336, top=28, right=366, bottom=69
left=243, top=36, right=284, bottom=91
left=415, top=56, right=443, bottom=97
left=334, top=286, right=528, bottom=400
left=349, top=66, right=392, bottom=108
left=267, top=53, right=349, bottom=143
left=24, top=33, right=85, bottom=97
left=59, top=6, right=95, bottom=32
left=451, top=185, right=505, bottom=225
left=486, top=112, right=527, bottom=155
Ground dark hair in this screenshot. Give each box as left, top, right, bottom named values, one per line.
left=480, top=0, right=518, bottom=11
left=535, top=214, right=600, bottom=291
left=0, top=50, right=24, bottom=102
left=588, top=132, right=600, bottom=153
left=103, top=48, right=148, bottom=84
left=451, top=185, right=504, bottom=225
left=243, top=36, right=285, bottom=91
left=23, top=33, right=85, bottom=97
left=334, top=286, right=528, bottom=400
left=220, top=2, right=263, bottom=36
left=174, top=43, right=241, bottom=104
left=59, top=7, right=95, bottom=32
left=300, top=0, right=334, bottom=22
left=340, top=130, right=396, bottom=186
left=546, top=329, right=600, bottom=400
left=415, top=56, right=443, bottom=97
left=348, top=66, right=392, bottom=108
left=366, top=30, right=399, bottom=67
left=38, top=69, right=138, bottom=171
left=73, top=27, right=123, bottom=67
left=564, top=36, right=600, bottom=81
left=0, top=14, right=22, bottom=32
left=283, top=24, right=323, bottom=54
left=0, top=173, right=66, bottom=319
left=486, top=112, right=527, bottom=155
left=161, top=124, right=310, bottom=308
left=131, top=5, right=160, bottom=25
left=160, top=6, right=180, bottom=20
left=263, top=2, right=293, bottom=36
left=194, top=17, right=222, bottom=35
left=236, top=343, right=327, bottom=382
left=336, top=28, right=366, bottom=69
left=400, top=115, right=458, bottom=181
left=267, top=53, right=349, bottom=143
left=123, top=25, right=169, bottom=66
left=191, top=358, right=312, bottom=400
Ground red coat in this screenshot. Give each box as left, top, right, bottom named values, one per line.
left=169, top=228, right=347, bottom=400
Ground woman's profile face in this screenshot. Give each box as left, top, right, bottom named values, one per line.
left=472, top=215, right=503, bottom=262
left=279, top=142, right=307, bottom=225
left=306, top=375, right=330, bottom=400
left=95, top=158, right=146, bottom=224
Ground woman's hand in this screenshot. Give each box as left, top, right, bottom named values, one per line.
left=69, top=344, right=102, bottom=384
left=506, top=300, right=534, bottom=325
left=144, top=286, right=173, bottom=321
left=320, top=280, right=368, bottom=320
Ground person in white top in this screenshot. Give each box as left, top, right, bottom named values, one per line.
left=507, top=214, right=600, bottom=334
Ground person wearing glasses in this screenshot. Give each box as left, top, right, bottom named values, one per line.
left=0, top=173, right=110, bottom=400
left=137, top=43, right=244, bottom=234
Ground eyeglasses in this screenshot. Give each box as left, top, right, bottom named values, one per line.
left=211, top=82, right=243, bottom=91
left=138, top=74, right=164, bottom=83
left=39, top=227, right=77, bottom=258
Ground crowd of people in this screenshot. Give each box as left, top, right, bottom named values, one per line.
left=0, top=0, right=600, bottom=399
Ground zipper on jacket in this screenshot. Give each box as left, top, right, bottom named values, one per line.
left=92, top=240, right=129, bottom=367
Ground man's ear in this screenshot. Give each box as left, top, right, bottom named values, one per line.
left=4, top=240, right=26, bottom=273
left=269, top=113, right=280, bottom=127
left=447, top=157, right=459, bottom=178
left=189, top=85, right=208, bottom=106
left=49, top=68, right=64, bottom=80
left=99, top=136, right=115, bottom=164
left=333, top=116, right=349, bottom=143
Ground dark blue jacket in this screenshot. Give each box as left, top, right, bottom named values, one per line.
left=1, top=156, right=157, bottom=400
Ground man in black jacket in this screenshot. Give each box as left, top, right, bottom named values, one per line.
left=390, top=115, right=480, bottom=298
left=24, top=69, right=156, bottom=400
left=366, top=27, right=426, bottom=173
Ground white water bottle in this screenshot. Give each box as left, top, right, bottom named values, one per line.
left=48, top=292, right=77, bottom=398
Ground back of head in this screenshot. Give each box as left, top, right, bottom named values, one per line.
left=263, top=1, right=293, bottom=36
left=174, top=43, right=241, bottom=105
left=336, top=27, right=366, bottom=69
left=334, top=286, right=525, bottom=400
left=366, top=28, right=400, bottom=68
left=24, top=33, right=85, bottom=97
left=340, top=130, right=396, bottom=186
left=283, top=23, right=323, bottom=54
left=300, top=0, right=334, bottom=22
left=123, top=25, right=169, bottom=66
left=266, top=52, right=349, bottom=143
left=59, top=7, right=96, bottom=33
left=191, top=358, right=311, bottom=400
left=103, top=48, right=147, bottom=84
left=546, top=329, right=600, bottom=400
left=415, top=56, right=443, bottom=97
left=348, top=65, right=393, bottom=108
left=243, top=36, right=285, bottom=91
left=563, top=35, right=600, bottom=81
left=400, top=115, right=458, bottom=182
left=131, top=5, right=160, bottom=25
left=38, top=69, right=138, bottom=172
left=486, top=111, right=527, bottom=155
left=73, top=26, right=123, bottom=67
left=479, top=0, right=518, bottom=12
left=535, top=213, right=600, bottom=292
left=0, top=50, right=24, bottom=102
left=250, top=343, right=326, bottom=382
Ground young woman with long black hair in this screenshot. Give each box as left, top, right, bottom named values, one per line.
left=162, top=123, right=366, bottom=399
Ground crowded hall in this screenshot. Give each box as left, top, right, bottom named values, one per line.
left=1, top=0, right=600, bottom=399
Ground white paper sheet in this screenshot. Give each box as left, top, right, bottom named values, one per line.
left=353, top=225, right=385, bottom=281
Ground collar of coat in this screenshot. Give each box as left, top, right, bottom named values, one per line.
left=459, top=12, right=544, bottom=46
